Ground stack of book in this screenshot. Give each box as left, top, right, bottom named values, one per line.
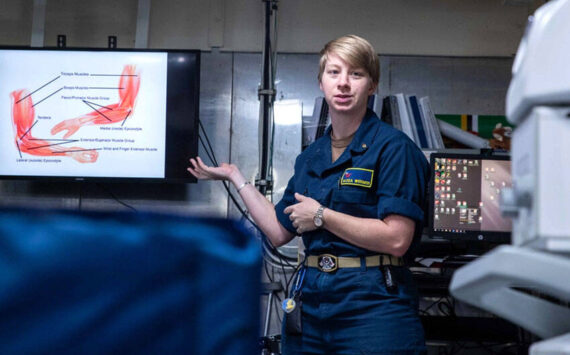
left=379, top=94, right=445, bottom=149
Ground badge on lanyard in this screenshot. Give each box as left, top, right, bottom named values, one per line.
left=282, top=298, right=297, bottom=313
left=282, top=267, right=306, bottom=313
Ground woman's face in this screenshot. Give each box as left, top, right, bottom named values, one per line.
left=319, top=53, right=375, bottom=117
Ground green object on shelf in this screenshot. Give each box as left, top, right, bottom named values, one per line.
left=436, top=114, right=514, bottom=139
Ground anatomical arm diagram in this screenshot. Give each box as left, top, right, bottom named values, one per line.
left=10, top=65, right=140, bottom=163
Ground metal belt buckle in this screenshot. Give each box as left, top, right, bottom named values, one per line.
left=317, top=254, right=338, bottom=272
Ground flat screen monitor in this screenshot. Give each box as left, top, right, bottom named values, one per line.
left=0, top=47, right=199, bottom=183
left=428, top=152, right=512, bottom=244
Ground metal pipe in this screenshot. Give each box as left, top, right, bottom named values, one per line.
left=257, top=0, right=277, bottom=196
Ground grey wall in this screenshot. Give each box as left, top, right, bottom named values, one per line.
left=380, top=56, right=512, bottom=115
left=1, top=0, right=541, bottom=55
left=0, top=50, right=512, bottom=214
left=0, top=0, right=515, bottom=214
left=190, top=53, right=512, bottom=218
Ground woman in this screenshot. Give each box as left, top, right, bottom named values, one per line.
left=189, top=35, right=428, bottom=354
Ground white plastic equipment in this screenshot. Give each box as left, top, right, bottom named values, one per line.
left=450, top=1, right=570, bottom=353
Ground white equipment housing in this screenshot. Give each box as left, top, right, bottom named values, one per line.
left=450, top=0, right=570, bottom=353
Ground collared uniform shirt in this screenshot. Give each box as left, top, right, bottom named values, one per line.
left=276, top=109, right=430, bottom=354
left=275, top=108, right=429, bottom=257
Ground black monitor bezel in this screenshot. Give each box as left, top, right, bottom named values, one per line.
left=428, top=152, right=511, bottom=244
left=0, top=46, right=200, bottom=184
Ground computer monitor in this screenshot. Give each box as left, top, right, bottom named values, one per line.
left=0, top=47, right=200, bottom=183
left=428, top=152, right=512, bottom=244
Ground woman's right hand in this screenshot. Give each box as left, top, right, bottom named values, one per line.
left=187, top=157, right=238, bottom=181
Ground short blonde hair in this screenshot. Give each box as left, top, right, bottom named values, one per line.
left=318, top=35, right=380, bottom=86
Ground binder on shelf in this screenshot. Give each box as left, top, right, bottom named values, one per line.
left=389, top=96, right=402, bottom=130
left=361, top=93, right=444, bottom=150
left=417, top=99, right=434, bottom=148
left=404, top=95, right=420, bottom=145
left=407, top=95, right=429, bottom=148
left=379, top=95, right=404, bottom=130
left=380, top=96, right=394, bottom=127
left=419, top=96, right=445, bottom=149
left=394, top=93, right=415, bottom=143
left=369, top=94, right=382, bottom=118
left=385, top=95, right=403, bottom=130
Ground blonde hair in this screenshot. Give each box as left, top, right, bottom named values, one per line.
left=318, top=35, right=380, bottom=85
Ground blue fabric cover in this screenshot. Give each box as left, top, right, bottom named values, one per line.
left=0, top=208, right=261, bottom=355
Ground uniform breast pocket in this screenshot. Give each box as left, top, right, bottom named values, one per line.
left=332, top=188, right=377, bottom=218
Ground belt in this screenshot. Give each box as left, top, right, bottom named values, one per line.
left=306, top=254, right=404, bottom=273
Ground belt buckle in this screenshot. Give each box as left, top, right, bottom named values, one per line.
left=317, top=254, right=338, bottom=272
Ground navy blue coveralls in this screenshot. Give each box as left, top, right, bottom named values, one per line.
left=275, top=109, right=429, bottom=354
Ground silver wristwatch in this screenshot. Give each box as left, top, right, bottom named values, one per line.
left=313, top=205, right=325, bottom=228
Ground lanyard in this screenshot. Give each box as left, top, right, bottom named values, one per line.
left=291, top=267, right=306, bottom=297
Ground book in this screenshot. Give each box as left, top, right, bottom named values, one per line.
left=404, top=95, right=420, bottom=145
left=394, top=93, right=415, bottom=143
left=418, top=101, right=435, bottom=149
left=368, top=94, right=380, bottom=116
left=380, top=96, right=394, bottom=126
left=417, top=98, right=434, bottom=148
left=407, top=95, right=429, bottom=148
left=389, top=95, right=402, bottom=130
left=419, top=96, right=445, bottom=149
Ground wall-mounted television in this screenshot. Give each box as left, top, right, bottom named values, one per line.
left=428, top=152, right=512, bottom=244
left=0, top=47, right=199, bottom=183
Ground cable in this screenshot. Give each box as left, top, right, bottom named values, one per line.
left=195, top=0, right=298, bottom=298
left=263, top=256, right=275, bottom=283
left=197, top=119, right=297, bottom=297
left=259, top=3, right=299, bottom=267
left=95, top=183, right=137, bottom=212
left=197, top=136, right=249, bottom=220
left=419, top=295, right=447, bottom=315
left=263, top=243, right=297, bottom=268
left=273, top=289, right=283, bottom=324
left=198, top=120, right=220, bottom=166
left=284, top=261, right=304, bottom=299
left=198, top=135, right=216, bottom=167
left=437, top=297, right=454, bottom=317
left=78, top=182, right=83, bottom=211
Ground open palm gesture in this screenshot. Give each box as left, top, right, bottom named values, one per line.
left=187, top=157, right=237, bottom=181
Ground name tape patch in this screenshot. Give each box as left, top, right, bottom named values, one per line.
left=340, top=168, right=374, bottom=188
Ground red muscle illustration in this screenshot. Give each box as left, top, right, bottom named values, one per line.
left=11, top=90, right=99, bottom=163
left=51, top=65, right=141, bottom=138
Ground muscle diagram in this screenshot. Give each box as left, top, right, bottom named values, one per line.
left=10, top=65, right=140, bottom=163
left=11, top=90, right=98, bottom=163
left=51, top=65, right=140, bottom=138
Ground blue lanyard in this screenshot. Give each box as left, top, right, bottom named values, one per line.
left=292, top=267, right=306, bottom=297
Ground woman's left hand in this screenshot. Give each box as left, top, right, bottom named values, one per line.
left=283, top=193, right=321, bottom=235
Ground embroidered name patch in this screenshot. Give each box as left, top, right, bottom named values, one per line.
left=340, top=168, right=374, bottom=188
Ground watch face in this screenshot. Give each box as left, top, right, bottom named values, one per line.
left=314, top=216, right=323, bottom=227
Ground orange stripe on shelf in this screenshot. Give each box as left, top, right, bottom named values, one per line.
left=461, top=115, right=468, bottom=131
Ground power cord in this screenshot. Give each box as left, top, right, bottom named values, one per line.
left=95, top=183, right=137, bottom=212
left=198, top=119, right=297, bottom=297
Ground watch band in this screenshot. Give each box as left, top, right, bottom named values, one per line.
left=314, top=205, right=325, bottom=228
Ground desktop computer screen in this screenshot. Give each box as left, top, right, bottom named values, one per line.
left=429, top=152, right=512, bottom=244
